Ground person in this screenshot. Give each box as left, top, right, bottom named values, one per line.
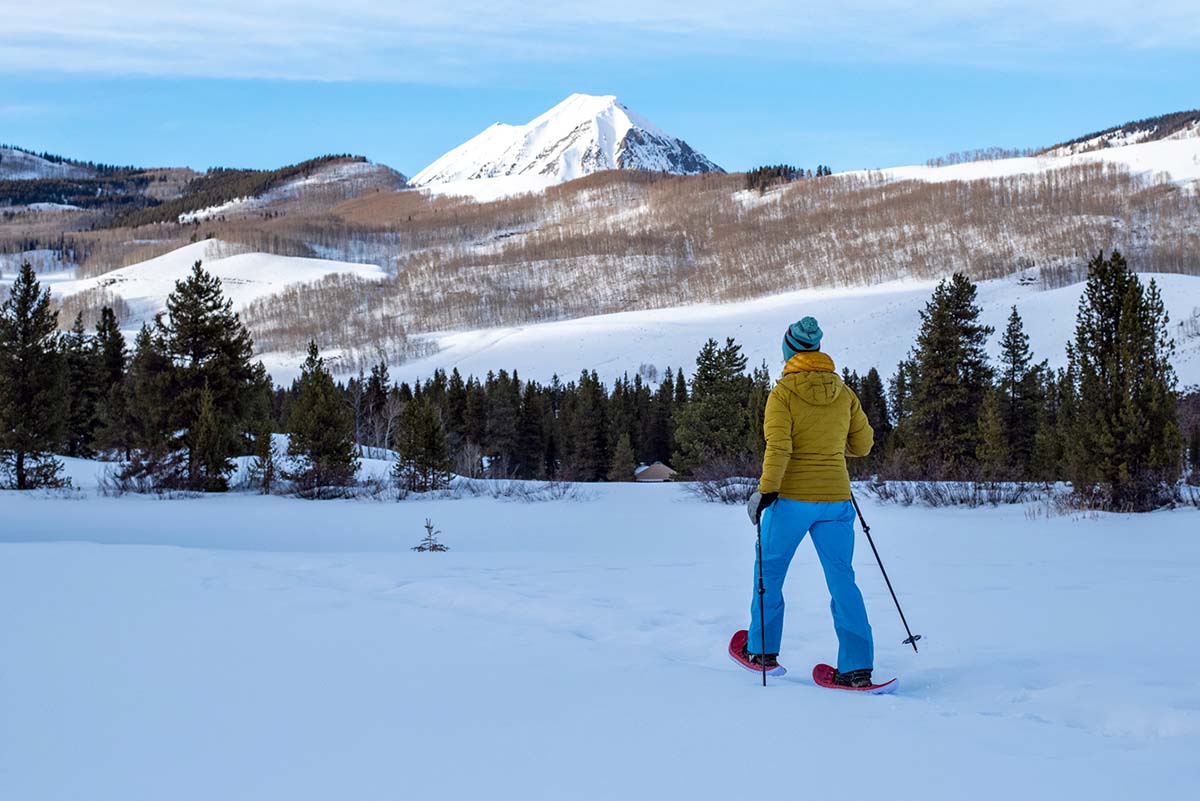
left=734, top=316, right=876, bottom=687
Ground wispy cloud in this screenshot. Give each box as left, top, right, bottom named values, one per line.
left=4, top=1, right=1199, bottom=81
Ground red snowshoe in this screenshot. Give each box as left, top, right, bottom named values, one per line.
left=812, top=663, right=897, bottom=695
left=728, top=630, right=786, bottom=677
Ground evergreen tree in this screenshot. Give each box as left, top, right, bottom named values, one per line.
left=568, top=371, right=610, bottom=481
left=119, top=324, right=174, bottom=469
left=159, top=261, right=266, bottom=490
left=673, top=338, right=750, bottom=473
left=62, top=313, right=99, bottom=457
left=286, top=342, right=359, bottom=498
left=393, top=397, right=452, bottom=493
left=515, top=382, right=547, bottom=479
left=247, top=421, right=278, bottom=494
left=191, top=383, right=226, bottom=491
left=646, top=368, right=676, bottom=464
left=997, top=306, right=1043, bottom=476
left=1065, top=251, right=1181, bottom=510
left=975, top=389, right=1010, bottom=481
left=607, top=432, right=637, bottom=482
left=895, top=274, right=994, bottom=477
left=746, top=361, right=772, bottom=460
left=854, top=367, right=892, bottom=476
left=1030, top=368, right=1069, bottom=482
left=0, top=263, right=67, bottom=489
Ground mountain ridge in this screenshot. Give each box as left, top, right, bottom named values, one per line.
left=411, top=93, right=723, bottom=190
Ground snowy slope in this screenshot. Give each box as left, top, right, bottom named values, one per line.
left=2, top=476, right=1198, bottom=800
left=0, top=146, right=94, bottom=180
left=853, top=135, right=1200, bottom=186
left=316, top=272, right=1200, bottom=390
left=412, top=93, right=722, bottom=198
left=178, top=160, right=407, bottom=223
left=45, top=240, right=388, bottom=327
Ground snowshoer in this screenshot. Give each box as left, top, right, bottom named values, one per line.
left=734, top=316, right=877, bottom=688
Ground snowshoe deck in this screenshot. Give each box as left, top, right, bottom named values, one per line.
left=812, top=663, right=897, bottom=694
left=728, top=630, right=786, bottom=677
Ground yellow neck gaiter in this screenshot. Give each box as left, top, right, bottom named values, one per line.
left=783, top=351, right=836, bottom=375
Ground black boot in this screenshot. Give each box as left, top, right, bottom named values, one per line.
left=741, top=645, right=780, bottom=670
left=832, top=668, right=873, bottom=688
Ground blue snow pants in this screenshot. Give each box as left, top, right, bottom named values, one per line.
left=748, top=498, right=874, bottom=672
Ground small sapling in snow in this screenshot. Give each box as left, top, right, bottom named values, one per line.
left=412, top=518, right=448, bottom=552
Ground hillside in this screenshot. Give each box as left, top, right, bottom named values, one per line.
left=253, top=271, right=1200, bottom=389
left=1040, top=109, right=1200, bottom=157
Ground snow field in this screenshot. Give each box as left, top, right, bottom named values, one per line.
left=382, top=272, right=1200, bottom=390
left=2, top=466, right=1198, bottom=800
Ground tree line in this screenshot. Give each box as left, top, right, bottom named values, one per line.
left=0, top=251, right=1194, bottom=510
left=744, top=164, right=833, bottom=193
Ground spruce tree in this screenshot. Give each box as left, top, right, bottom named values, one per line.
left=159, top=261, right=265, bottom=490
left=607, top=432, right=637, bottom=482
left=515, top=382, right=547, bottom=479
left=896, top=274, right=994, bottom=477
left=997, top=306, right=1043, bottom=476
left=63, top=313, right=99, bottom=457
left=247, top=421, right=278, bottom=494
left=119, top=324, right=176, bottom=480
left=673, top=338, right=750, bottom=473
left=975, top=390, right=1010, bottom=481
left=191, top=383, right=225, bottom=491
left=286, top=342, right=359, bottom=498
left=569, top=371, right=610, bottom=481
left=393, top=397, right=452, bottom=493
left=1065, top=251, right=1181, bottom=510
left=0, top=263, right=67, bottom=489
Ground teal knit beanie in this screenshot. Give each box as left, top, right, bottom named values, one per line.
left=782, top=317, right=823, bottom=359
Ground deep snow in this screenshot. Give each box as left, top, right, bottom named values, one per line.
left=2, top=461, right=1198, bottom=800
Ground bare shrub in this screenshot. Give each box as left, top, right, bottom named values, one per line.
left=866, top=479, right=1044, bottom=508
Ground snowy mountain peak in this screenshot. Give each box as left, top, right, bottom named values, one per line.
left=412, top=93, right=722, bottom=189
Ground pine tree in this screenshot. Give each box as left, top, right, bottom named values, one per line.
left=646, top=368, right=676, bottom=464
left=975, top=389, right=1010, bottom=481
left=1065, top=251, right=1181, bottom=510
left=673, top=338, right=750, bottom=473
left=191, top=383, right=226, bottom=491
left=569, top=371, right=610, bottom=481
left=247, top=421, right=278, bottom=494
left=0, top=263, right=67, bottom=489
left=286, top=342, right=359, bottom=498
left=515, top=382, right=547, bottom=479
left=855, top=367, right=892, bottom=476
left=118, top=325, right=174, bottom=473
left=607, top=432, right=637, bottom=482
left=895, top=274, right=994, bottom=477
left=996, top=306, right=1043, bottom=477
left=62, top=313, right=99, bottom=457
left=1030, top=367, right=1068, bottom=482
left=159, top=261, right=266, bottom=490
left=393, top=398, right=452, bottom=493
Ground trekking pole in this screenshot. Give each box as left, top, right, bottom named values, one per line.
left=849, top=492, right=922, bottom=653
left=755, top=519, right=767, bottom=686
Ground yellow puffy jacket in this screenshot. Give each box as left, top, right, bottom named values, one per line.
left=758, top=351, right=874, bottom=502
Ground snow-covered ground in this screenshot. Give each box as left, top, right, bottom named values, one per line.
left=39, top=239, right=389, bottom=328
left=364, top=272, right=1200, bottom=390
left=2, top=461, right=1198, bottom=800
left=852, top=134, right=1200, bottom=186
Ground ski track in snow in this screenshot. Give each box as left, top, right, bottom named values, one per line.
left=1, top=459, right=1198, bottom=799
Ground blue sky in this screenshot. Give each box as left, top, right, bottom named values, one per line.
left=3, top=1, right=1198, bottom=176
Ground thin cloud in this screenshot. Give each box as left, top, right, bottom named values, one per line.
left=3, top=1, right=1198, bottom=81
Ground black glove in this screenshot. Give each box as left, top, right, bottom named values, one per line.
left=746, top=491, right=779, bottom=526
